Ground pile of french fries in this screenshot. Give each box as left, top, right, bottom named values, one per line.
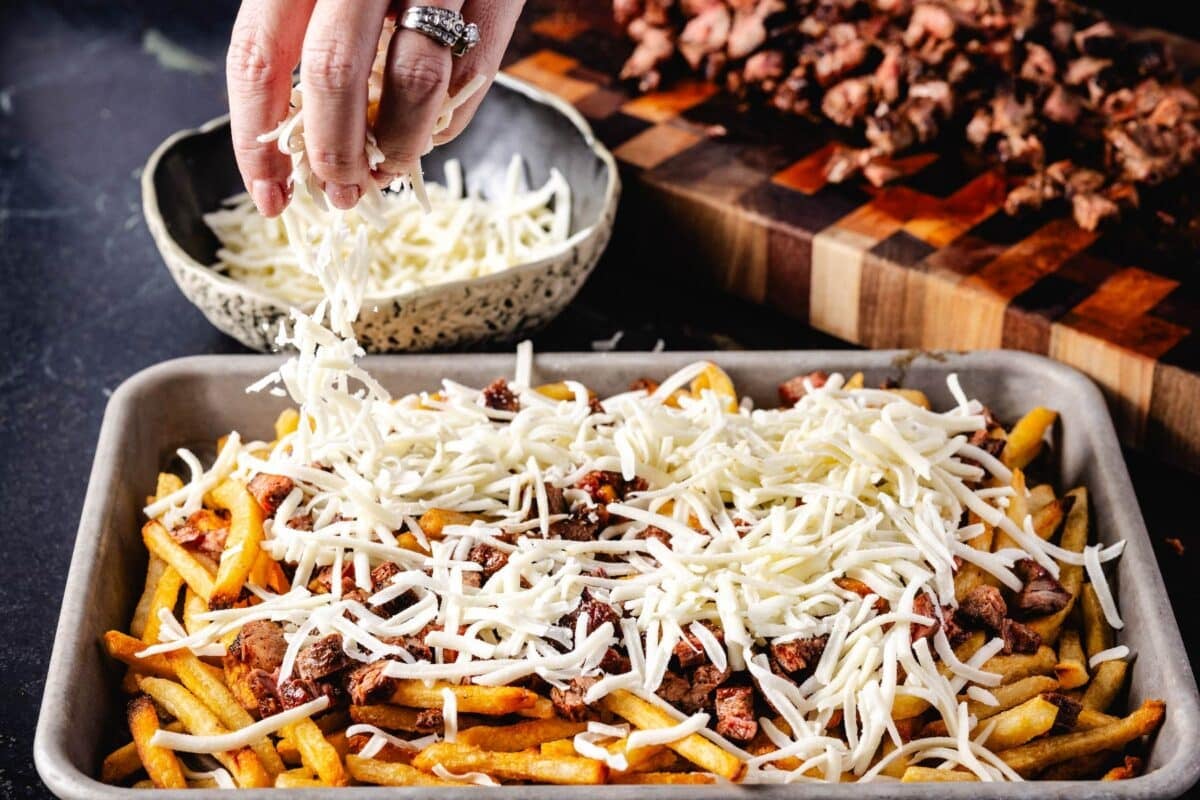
left=99, top=372, right=1164, bottom=788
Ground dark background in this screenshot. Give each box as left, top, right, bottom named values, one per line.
left=1, top=2, right=1197, bottom=797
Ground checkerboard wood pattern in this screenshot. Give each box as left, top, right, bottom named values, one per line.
left=504, top=5, right=1200, bottom=472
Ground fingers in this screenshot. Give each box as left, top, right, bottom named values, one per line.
left=432, top=0, right=526, bottom=146
left=372, top=0, right=463, bottom=180
left=227, top=0, right=316, bottom=217
left=300, top=0, right=391, bottom=209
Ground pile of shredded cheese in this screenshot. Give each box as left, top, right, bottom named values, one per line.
left=143, top=29, right=1128, bottom=782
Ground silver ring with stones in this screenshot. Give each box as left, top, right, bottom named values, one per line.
left=400, top=6, right=480, bottom=57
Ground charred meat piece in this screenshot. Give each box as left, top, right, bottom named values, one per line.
left=714, top=686, right=758, bottom=741
left=549, top=505, right=611, bottom=541
left=575, top=470, right=649, bottom=505
left=770, top=635, right=828, bottom=674
left=551, top=676, right=600, bottom=721
left=957, top=585, right=1007, bottom=632
left=278, top=676, right=345, bottom=711
left=347, top=660, right=396, bottom=705
left=296, top=634, right=353, bottom=682
left=1011, top=559, right=1072, bottom=617
left=909, top=592, right=940, bottom=642
left=227, top=620, right=288, bottom=672
left=779, top=371, right=829, bottom=407
left=482, top=378, right=519, bottom=412
left=414, top=708, right=445, bottom=731
left=560, top=590, right=621, bottom=636
left=1001, top=617, right=1042, bottom=654
left=467, top=543, right=509, bottom=582
left=673, top=622, right=723, bottom=669
left=247, top=473, right=295, bottom=517
left=170, top=510, right=229, bottom=560
left=1043, top=691, right=1083, bottom=731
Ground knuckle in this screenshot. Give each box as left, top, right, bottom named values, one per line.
left=308, top=146, right=360, bottom=178
left=388, top=54, right=449, bottom=103
left=302, top=39, right=365, bottom=93
left=227, top=28, right=284, bottom=88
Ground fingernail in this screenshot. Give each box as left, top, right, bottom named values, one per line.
left=251, top=180, right=284, bottom=217
left=327, top=182, right=360, bottom=210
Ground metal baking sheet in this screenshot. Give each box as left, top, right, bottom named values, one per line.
left=33, top=350, right=1200, bottom=798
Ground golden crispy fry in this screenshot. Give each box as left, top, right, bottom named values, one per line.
left=102, top=630, right=176, bottom=679
left=1075, top=708, right=1120, bottom=731
left=844, top=372, right=865, bottom=390
left=137, top=677, right=271, bottom=788
left=954, top=520, right=996, bottom=600
left=887, top=388, right=930, bottom=409
left=1082, top=661, right=1128, bottom=712
left=347, top=755, right=471, bottom=786
left=516, top=695, right=556, bottom=719
left=980, top=695, right=1061, bottom=750
left=614, top=744, right=678, bottom=774
left=612, top=771, right=716, bottom=784
left=101, top=720, right=185, bottom=783
left=895, top=633, right=987, bottom=720
left=248, top=551, right=290, bottom=594
left=1102, top=755, right=1144, bottom=781
left=1079, top=583, right=1128, bottom=711
left=874, top=739, right=908, bottom=779
left=281, top=717, right=349, bottom=786
left=274, top=771, right=324, bottom=788
left=540, top=738, right=577, bottom=758
left=130, top=778, right=156, bottom=788
left=349, top=705, right=430, bottom=732
left=921, top=676, right=1062, bottom=738
left=992, top=469, right=1028, bottom=553
left=389, top=680, right=541, bottom=716
left=142, top=520, right=215, bottom=600
left=1081, top=584, right=1113, bottom=658
left=167, top=649, right=284, bottom=777
left=141, top=567, right=184, bottom=645
left=277, top=730, right=348, bottom=765
left=1028, top=484, right=1055, bottom=512
left=457, top=718, right=587, bottom=751
left=182, top=589, right=208, bottom=637
left=998, top=699, right=1165, bottom=777
left=413, top=741, right=606, bottom=784
left=1002, top=407, right=1057, bottom=469
left=417, top=508, right=482, bottom=538
left=901, top=766, right=978, bottom=782
left=600, top=690, right=742, bottom=781
left=1031, top=495, right=1069, bottom=541
left=980, top=646, right=1057, bottom=684
left=690, top=362, right=738, bottom=412
left=125, top=697, right=186, bottom=789
left=208, top=480, right=265, bottom=608
left=1055, top=628, right=1089, bottom=690
left=155, top=472, right=185, bottom=502
left=1037, top=749, right=1119, bottom=780
left=535, top=382, right=598, bottom=403
left=129, top=555, right=168, bottom=639
left=1028, top=488, right=1088, bottom=644
left=273, top=408, right=300, bottom=440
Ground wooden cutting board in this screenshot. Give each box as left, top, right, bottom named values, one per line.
left=503, top=4, right=1200, bottom=473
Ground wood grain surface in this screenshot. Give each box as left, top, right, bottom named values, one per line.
left=503, top=4, right=1200, bottom=472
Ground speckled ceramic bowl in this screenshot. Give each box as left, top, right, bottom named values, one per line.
left=142, top=74, right=619, bottom=352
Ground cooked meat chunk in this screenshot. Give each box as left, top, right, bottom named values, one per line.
left=481, top=378, right=519, bottom=412
left=414, top=708, right=445, bottom=732
left=244, top=669, right=282, bottom=718
left=714, top=685, right=758, bottom=741
left=821, top=77, right=872, bottom=127
left=312, top=563, right=357, bottom=596
left=1001, top=617, right=1042, bottom=654
left=347, top=660, right=397, bottom=705
left=657, top=667, right=725, bottom=713
left=560, top=590, right=621, bottom=636
left=370, top=561, right=401, bottom=589
left=227, top=620, right=288, bottom=672
left=1011, top=559, right=1072, bottom=617
left=1043, top=691, right=1083, bottom=731
left=543, top=482, right=569, bottom=516
left=957, top=585, right=1007, bottom=632
left=170, top=514, right=229, bottom=560
left=599, top=647, right=632, bottom=674
left=575, top=470, right=648, bottom=505
left=247, top=473, right=295, bottom=517
left=770, top=635, right=828, bottom=674
left=909, top=592, right=940, bottom=642
left=296, top=634, right=353, bottom=682
left=673, top=622, right=723, bottom=669
left=467, top=543, right=509, bottom=582
left=277, top=676, right=345, bottom=710
left=551, top=676, right=600, bottom=721
left=779, top=371, right=828, bottom=407
left=549, top=506, right=610, bottom=541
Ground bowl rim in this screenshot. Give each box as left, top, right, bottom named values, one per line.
left=141, top=72, right=621, bottom=312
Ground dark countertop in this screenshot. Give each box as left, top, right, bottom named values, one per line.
left=1, top=2, right=1196, bottom=797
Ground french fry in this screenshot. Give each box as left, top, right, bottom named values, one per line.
left=274, top=771, right=324, bottom=788
left=1075, top=708, right=1120, bottom=731
left=273, top=407, right=300, bottom=440
left=248, top=551, right=290, bottom=594
left=612, top=743, right=678, bottom=774
left=954, top=520, right=996, bottom=600
left=282, top=717, right=350, bottom=786
left=413, top=741, right=606, bottom=784
left=417, top=508, right=482, bottom=538
left=980, top=646, right=1057, bottom=684
left=208, top=480, right=265, bottom=608
left=457, top=718, right=587, bottom=751
left=1055, top=628, right=1089, bottom=690
left=1037, top=749, right=1118, bottom=779
left=901, top=766, right=978, bottom=782
left=101, top=720, right=185, bottom=783
left=535, top=382, right=598, bottom=403
left=389, top=680, right=540, bottom=716
left=346, top=755, right=471, bottom=786
left=921, top=676, right=1062, bottom=738
left=997, top=699, right=1165, bottom=777
left=540, top=738, right=577, bottom=758
left=277, top=730, right=349, bottom=764
left=1002, top=407, right=1057, bottom=469
left=517, top=695, right=556, bottom=719
left=102, top=630, right=176, bottom=679
left=1031, top=494, right=1071, bottom=540
left=182, top=589, right=208, bottom=636
left=980, top=695, right=1061, bottom=750
left=137, top=677, right=271, bottom=788
left=844, top=372, right=865, bottom=390
left=124, top=698, right=186, bottom=789
left=1080, top=583, right=1128, bottom=711
left=612, top=772, right=716, bottom=784
left=167, top=649, right=284, bottom=777
left=887, top=388, right=931, bottom=409
left=130, top=778, right=156, bottom=788
left=129, top=555, right=168, bottom=638
left=1027, top=488, right=1088, bottom=645
left=895, top=633, right=987, bottom=720
left=690, top=362, right=738, bottom=412
left=154, top=472, right=185, bottom=502
left=141, top=567, right=184, bottom=645
left=1102, top=755, right=1143, bottom=781
left=1028, top=484, right=1055, bottom=513
left=350, top=705, right=430, bottom=732
left=992, top=469, right=1028, bottom=553
left=600, top=690, right=743, bottom=780
left=875, top=739, right=908, bottom=779
left=142, top=520, right=215, bottom=600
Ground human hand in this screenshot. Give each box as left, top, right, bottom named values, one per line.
left=226, top=0, right=524, bottom=216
